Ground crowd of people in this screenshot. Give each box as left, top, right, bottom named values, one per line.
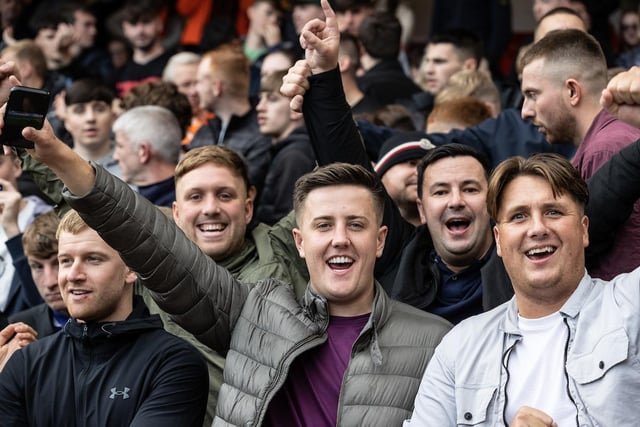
left=0, top=0, right=640, bottom=425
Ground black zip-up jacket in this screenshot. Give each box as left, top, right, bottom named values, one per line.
left=255, top=126, right=316, bottom=225
left=0, top=296, right=208, bottom=427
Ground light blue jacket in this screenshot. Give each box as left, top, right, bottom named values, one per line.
left=405, top=269, right=640, bottom=426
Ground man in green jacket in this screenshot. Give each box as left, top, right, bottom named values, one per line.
left=16, top=99, right=452, bottom=425
left=20, top=129, right=308, bottom=426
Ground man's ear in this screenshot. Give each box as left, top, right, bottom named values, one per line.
left=493, top=225, right=502, bottom=257
left=139, top=142, right=151, bottom=164
left=292, top=228, right=305, bottom=258
left=566, top=79, right=581, bottom=106
left=463, top=57, right=478, bottom=70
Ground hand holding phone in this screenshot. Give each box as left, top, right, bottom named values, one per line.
left=0, top=86, right=51, bottom=149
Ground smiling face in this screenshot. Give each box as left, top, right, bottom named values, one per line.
left=58, top=228, right=137, bottom=323
left=293, top=185, right=387, bottom=316
left=521, top=58, right=578, bottom=145
left=494, top=175, right=588, bottom=317
left=417, top=155, right=493, bottom=271
left=173, top=163, right=253, bottom=260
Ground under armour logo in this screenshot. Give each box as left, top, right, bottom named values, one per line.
left=109, top=387, right=130, bottom=400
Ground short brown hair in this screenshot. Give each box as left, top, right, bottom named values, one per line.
left=122, top=80, right=191, bottom=137
left=259, top=69, right=287, bottom=94
left=427, top=97, right=492, bottom=130
left=2, top=40, right=48, bottom=80
left=520, top=29, right=607, bottom=96
left=487, top=153, right=589, bottom=222
left=175, top=146, right=251, bottom=194
left=202, top=42, right=250, bottom=99
left=293, top=163, right=386, bottom=225
left=436, top=69, right=501, bottom=115
left=56, top=209, right=89, bottom=239
left=23, top=212, right=60, bottom=259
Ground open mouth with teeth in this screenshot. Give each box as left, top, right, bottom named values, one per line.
left=327, top=256, right=354, bottom=270
left=446, top=218, right=471, bottom=232
left=199, top=223, right=226, bottom=233
left=525, top=246, right=556, bottom=260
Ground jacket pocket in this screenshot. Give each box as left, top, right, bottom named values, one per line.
left=455, top=385, right=497, bottom=425
left=566, top=327, right=629, bottom=384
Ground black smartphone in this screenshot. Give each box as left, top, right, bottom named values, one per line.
left=0, top=86, right=51, bottom=149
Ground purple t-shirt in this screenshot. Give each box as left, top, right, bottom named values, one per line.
left=263, top=314, right=370, bottom=426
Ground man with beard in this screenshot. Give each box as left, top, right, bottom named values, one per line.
left=374, top=132, right=432, bottom=227
left=111, top=0, right=175, bottom=97
left=520, top=29, right=640, bottom=280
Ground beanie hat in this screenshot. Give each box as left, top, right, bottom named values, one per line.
left=374, top=131, right=435, bottom=177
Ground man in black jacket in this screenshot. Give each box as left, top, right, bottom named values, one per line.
left=0, top=210, right=208, bottom=425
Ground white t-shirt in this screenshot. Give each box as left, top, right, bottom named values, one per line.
left=505, top=311, right=577, bottom=426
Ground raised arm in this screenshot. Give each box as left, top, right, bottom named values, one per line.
left=281, top=0, right=369, bottom=169
left=2, top=94, right=250, bottom=354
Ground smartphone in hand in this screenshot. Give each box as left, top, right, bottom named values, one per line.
left=0, top=86, right=51, bottom=149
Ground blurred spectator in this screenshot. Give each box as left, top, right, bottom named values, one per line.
left=162, top=51, right=213, bottom=146
left=333, top=0, right=375, bottom=36
left=112, top=106, right=181, bottom=206
left=430, top=0, right=511, bottom=79
left=617, top=8, right=640, bottom=68
left=260, top=46, right=300, bottom=78
left=0, top=150, right=52, bottom=319
left=62, top=79, right=121, bottom=178
left=111, top=0, right=175, bottom=97
left=292, top=0, right=324, bottom=34
left=415, top=30, right=483, bottom=97
left=190, top=42, right=271, bottom=191
left=59, top=0, right=113, bottom=80
left=8, top=212, right=68, bottom=337
left=357, top=12, right=423, bottom=106
left=121, top=80, right=192, bottom=140
left=255, top=70, right=316, bottom=225
left=426, top=96, right=493, bottom=133
left=107, top=36, right=132, bottom=69
left=374, top=131, right=431, bottom=226
left=436, top=69, right=501, bottom=117
left=338, top=31, right=383, bottom=114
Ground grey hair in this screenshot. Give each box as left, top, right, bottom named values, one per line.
left=162, top=51, right=202, bottom=82
left=112, top=105, right=182, bottom=164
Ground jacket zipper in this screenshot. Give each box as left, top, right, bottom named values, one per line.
left=77, top=324, right=90, bottom=427
left=255, top=331, right=327, bottom=425
left=562, top=317, right=580, bottom=426
left=501, top=339, right=519, bottom=426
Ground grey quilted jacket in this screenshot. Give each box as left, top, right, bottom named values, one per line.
left=65, top=166, right=452, bottom=427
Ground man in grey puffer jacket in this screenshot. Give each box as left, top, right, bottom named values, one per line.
left=20, top=111, right=452, bottom=426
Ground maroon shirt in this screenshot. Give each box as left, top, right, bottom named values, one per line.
left=573, top=110, right=640, bottom=279
left=264, top=314, right=369, bottom=426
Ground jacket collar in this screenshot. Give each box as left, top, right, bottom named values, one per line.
left=502, top=271, right=591, bottom=333
left=64, top=295, right=162, bottom=341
